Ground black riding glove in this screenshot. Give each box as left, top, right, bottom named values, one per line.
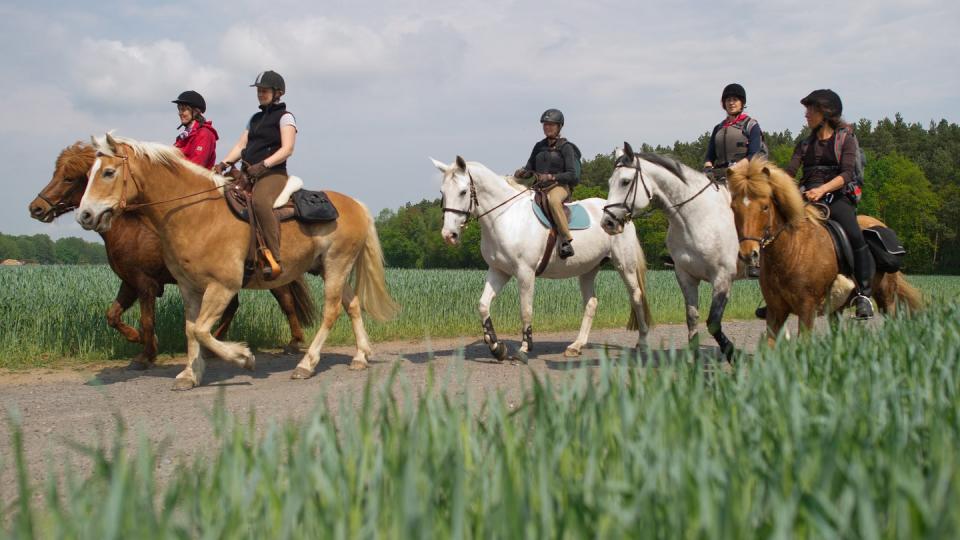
left=514, top=168, right=533, bottom=179
left=246, top=161, right=268, bottom=179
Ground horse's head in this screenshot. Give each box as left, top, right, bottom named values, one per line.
left=76, top=133, right=141, bottom=233
left=432, top=155, right=473, bottom=245
left=29, top=142, right=96, bottom=223
left=727, top=159, right=807, bottom=274
left=601, top=142, right=653, bottom=235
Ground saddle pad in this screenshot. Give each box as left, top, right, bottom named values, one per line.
left=532, top=200, right=591, bottom=230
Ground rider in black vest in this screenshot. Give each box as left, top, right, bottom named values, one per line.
left=788, top=89, right=873, bottom=319
left=704, top=83, right=764, bottom=173
left=215, top=70, right=297, bottom=280
left=514, top=109, right=581, bottom=259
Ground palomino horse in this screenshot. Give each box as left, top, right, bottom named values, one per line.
left=601, top=144, right=740, bottom=361
left=432, top=156, right=652, bottom=362
left=29, top=142, right=315, bottom=369
left=77, top=134, right=398, bottom=389
left=727, top=158, right=922, bottom=344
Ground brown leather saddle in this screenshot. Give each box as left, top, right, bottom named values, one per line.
left=531, top=180, right=572, bottom=276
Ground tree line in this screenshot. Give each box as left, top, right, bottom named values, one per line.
left=0, top=233, right=107, bottom=264
left=376, top=115, right=960, bottom=274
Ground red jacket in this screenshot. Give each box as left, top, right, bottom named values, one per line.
left=174, top=120, right=218, bottom=169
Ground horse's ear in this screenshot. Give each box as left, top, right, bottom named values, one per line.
left=623, top=141, right=635, bottom=159
left=105, top=132, right=119, bottom=152
left=89, top=135, right=99, bottom=149
left=430, top=158, right=449, bottom=173
left=762, top=166, right=771, bottom=177
left=455, top=155, right=467, bottom=171
left=614, top=147, right=624, bottom=159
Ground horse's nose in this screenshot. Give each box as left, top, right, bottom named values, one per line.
left=78, top=210, right=93, bottom=228
left=29, top=204, right=43, bottom=218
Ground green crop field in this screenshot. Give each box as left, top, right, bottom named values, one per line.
left=1, top=266, right=958, bottom=368
left=4, top=303, right=960, bottom=537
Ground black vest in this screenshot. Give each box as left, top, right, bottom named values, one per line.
left=713, top=117, right=752, bottom=167
left=242, top=103, right=292, bottom=174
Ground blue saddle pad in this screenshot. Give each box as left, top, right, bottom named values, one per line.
left=532, top=200, right=591, bottom=230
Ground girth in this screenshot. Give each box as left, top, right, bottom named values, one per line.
left=532, top=180, right=570, bottom=276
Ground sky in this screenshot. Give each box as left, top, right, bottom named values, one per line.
left=3, top=0, right=958, bottom=242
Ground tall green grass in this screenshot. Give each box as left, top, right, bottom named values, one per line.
left=3, top=304, right=960, bottom=538
left=2, top=266, right=958, bottom=368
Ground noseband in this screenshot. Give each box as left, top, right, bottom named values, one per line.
left=35, top=181, right=83, bottom=218
left=602, top=157, right=652, bottom=226
left=441, top=170, right=530, bottom=227
left=738, top=201, right=787, bottom=251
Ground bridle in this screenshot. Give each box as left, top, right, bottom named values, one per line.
left=98, top=150, right=227, bottom=214
left=35, top=179, right=84, bottom=218
left=602, top=156, right=652, bottom=226
left=441, top=169, right=530, bottom=227
left=737, top=200, right=787, bottom=255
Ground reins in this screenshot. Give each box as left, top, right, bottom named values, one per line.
left=603, top=156, right=722, bottom=226
left=110, top=151, right=228, bottom=213
left=442, top=169, right=531, bottom=226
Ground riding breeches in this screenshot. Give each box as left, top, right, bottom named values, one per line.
left=252, top=173, right=287, bottom=260
left=545, top=184, right=572, bottom=241
left=827, top=196, right=865, bottom=250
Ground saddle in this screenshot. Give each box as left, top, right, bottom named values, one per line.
left=221, top=168, right=339, bottom=283
left=822, top=219, right=905, bottom=277
left=530, top=180, right=590, bottom=276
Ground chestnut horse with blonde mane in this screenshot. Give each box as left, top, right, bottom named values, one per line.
left=77, top=134, right=398, bottom=389
left=29, top=142, right=316, bottom=369
left=727, top=158, right=922, bottom=344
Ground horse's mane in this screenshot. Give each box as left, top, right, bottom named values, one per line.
left=637, top=152, right=691, bottom=185
left=56, top=141, right=96, bottom=180
left=94, top=135, right=227, bottom=187
left=727, top=158, right=822, bottom=224
left=467, top=162, right=525, bottom=192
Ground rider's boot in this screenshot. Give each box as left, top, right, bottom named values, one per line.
left=558, top=238, right=574, bottom=259
left=660, top=254, right=675, bottom=268
left=755, top=305, right=767, bottom=319
left=852, top=245, right=875, bottom=319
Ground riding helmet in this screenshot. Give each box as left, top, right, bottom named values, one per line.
left=171, top=90, right=206, bottom=113
left=251, top=70, right=286, bottom=92
left=540, top=108, right=565, bottom=126
left=721, top=83, right=746, bottom=105
left=801, top=89, right=842, bottom=119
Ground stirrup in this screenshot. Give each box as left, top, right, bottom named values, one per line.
left=853, top=294, right=874, bottom=320
left=262, top=249, right=282, bottom=281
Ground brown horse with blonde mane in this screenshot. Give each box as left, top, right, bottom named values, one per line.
left=727, top=158, right=922, bottom=345
left=77, top=134, right=398, bottom=390
left=28, top=142, right=317, bottom=369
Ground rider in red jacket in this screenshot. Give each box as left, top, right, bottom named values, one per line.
left=172, top=90, right=218, bottom=169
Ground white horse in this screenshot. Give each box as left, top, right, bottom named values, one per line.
left=600, top=143, right=740, bottom=360
left=431, top=156, right=652, bottom=363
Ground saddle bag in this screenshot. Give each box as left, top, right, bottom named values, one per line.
left=292, top=190, right=339, bottom=223
left=864, top=226, right=906, bottom=273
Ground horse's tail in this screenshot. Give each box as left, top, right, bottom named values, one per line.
left=892, top=272, right=924, bottom=314
left=288, top=277, right=317, bottom=328
left=354, top=207, right=400, bottom=322
left=626, top=247, right=653, bottom=331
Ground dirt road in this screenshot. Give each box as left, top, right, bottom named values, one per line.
left=0, top=320, right=783, bottom=499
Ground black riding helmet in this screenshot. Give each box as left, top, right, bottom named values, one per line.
left=801, top=89, right=842, bottom=119
left=251, top=70, right=286, bottom=92
left=721, top=83, right=746, bottom=105
left=171, top=90, right=206, bottom=113
left=540, top=108, right=564, bottom=126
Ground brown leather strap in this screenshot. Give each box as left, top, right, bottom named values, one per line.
left=536, top=229, right=557, bottom=276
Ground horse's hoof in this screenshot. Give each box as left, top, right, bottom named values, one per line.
left=126, top=358, right=152, bottom=371
left=511, top=350, right=529, bottom=365
left=491, top=342, right=508, bottom=362
left=242, top=352, right=256, bottom=371
left=283, top=342, right=303, bottom=355
left=171, top=378, right=196, bottom=391
left=291, top=366, right=314, bottom=380
left=349, top=360, right=368, bottom=371
left=563, top=347, right=582, bottom=358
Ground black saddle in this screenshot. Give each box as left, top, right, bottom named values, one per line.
left=824, top=220, right=856, bottom=276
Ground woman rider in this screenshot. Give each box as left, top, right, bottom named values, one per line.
left=704, top=83, right=764, bottom=174
left=215, top=70, right=296, bottom=280
left=513, top=109, right=581, bottom=259
left=786, top=89, right=873, bottom=318
left=172, top=90, right=218, bottom=168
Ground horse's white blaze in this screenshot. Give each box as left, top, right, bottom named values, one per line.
left=742, top=196, right=751, bottom=207
left=82, top=157, right=101, bottom=201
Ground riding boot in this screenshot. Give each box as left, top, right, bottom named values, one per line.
left=755, top=306, right=767, bottom=319
left=559, top=238, right=574, bottom=259
left=660, top=254, right=675, bottom=268
left=852, top=245, right=875, bottom=319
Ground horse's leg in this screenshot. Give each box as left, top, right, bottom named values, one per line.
left=106, top=281, right=141, bottom=344
left=512, top=270, right=536, bottom=364
left=797, top=302, right=817, bottom=338
left=191, top=283, right=256, bottom=371
left=293, top=264, right=350, bottom=379
left=675, top=270, right=702, bottom=347
left=616, top=259, right=651, bottom=350
left=479, top=268, right=511, bottom=362
left=565, top=267, right=600, bottom=358
left=765, top=305, right=790, bottom=347
left=340, top=281, right=374, bottom=371
left=128, top=287, right=159, bottom=370
left=173, top=286, right=205, bottom=391
left=706, top=275, right=735, bottom=362
left=269, top=285, right=306, bottom=352
left=213, top=294, right=240, bottom=340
